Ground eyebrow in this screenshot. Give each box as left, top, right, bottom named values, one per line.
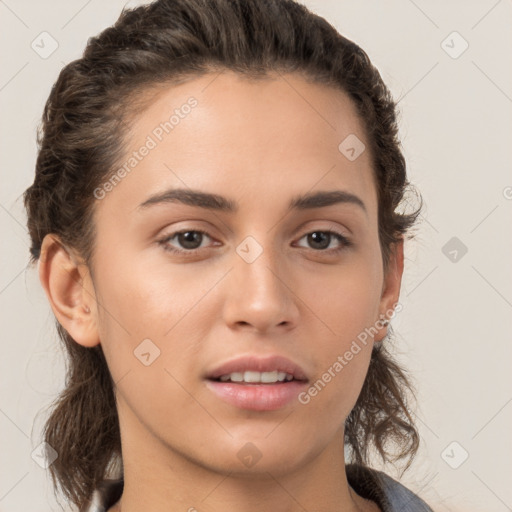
left=137, top=188, right=367, bottom=215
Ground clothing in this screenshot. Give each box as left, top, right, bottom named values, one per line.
left=81, top=463, right=434, bottom=511
left=345, top=464, right=434, bottom=511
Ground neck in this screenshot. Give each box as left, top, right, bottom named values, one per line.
left=110, top=404, right=378, bottom=512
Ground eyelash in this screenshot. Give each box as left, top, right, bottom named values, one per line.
left=157, top=229, right=353, bottom=256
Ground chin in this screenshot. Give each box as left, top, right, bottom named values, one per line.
left=198, top=434, right=316, bottom=477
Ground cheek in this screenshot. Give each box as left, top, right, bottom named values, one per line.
left=305, top=254, right=383, bottom=340
left=298, top=329, right=373, bottom=429
left=95, top=246, right=206, bottom=336
left=296, top=257, right=381, bottom=414
left=92, top=259, right=214, bottom=437
left=93, top=250, right=225, bottom=389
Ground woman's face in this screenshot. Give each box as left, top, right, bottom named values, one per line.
left=80, top=71, right=402, bottom=475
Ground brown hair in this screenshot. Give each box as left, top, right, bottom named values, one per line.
left=23, top=0, right=422, bottom=509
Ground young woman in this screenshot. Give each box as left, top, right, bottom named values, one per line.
left=24, top=0, right=433, bottom=510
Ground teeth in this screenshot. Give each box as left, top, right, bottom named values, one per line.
left=261, top=371, right=278, bottom=383
left=245, top=371, right=262, bottom=383
left=217, top=371, right=295, bottom=383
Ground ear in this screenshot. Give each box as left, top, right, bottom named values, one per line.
left=38, top=234, right=100, bottom=348
left=375, top=237, right=404, bottom=342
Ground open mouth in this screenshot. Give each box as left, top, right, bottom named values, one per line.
left=205, top=359, right=309, bottom=411
left=205, top=374, right=308, bottom=411
left=210, top=370, right=300, bottom=384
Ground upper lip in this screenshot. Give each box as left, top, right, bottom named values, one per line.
left=206, top=354, right=309, bottom=382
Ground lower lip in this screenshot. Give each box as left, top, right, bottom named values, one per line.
left=205, top=380, right=308, bottom=411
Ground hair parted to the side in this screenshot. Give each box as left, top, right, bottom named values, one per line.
left=23, top=0, right=423, bottom=509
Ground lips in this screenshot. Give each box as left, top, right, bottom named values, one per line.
left=204, top=354, right=309, bottom=411
left=205, top=354, right=309, bottom=382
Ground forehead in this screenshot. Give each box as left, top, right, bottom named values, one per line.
left=94, top=70, right=377, bottom=220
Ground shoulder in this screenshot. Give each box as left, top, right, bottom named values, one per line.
left=346, top=463, right=434, bottom=512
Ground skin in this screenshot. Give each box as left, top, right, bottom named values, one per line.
left=38, top=70, right=404, bottom=512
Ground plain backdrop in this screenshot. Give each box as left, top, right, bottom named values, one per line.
left=1, top=1, right=511, bottom=511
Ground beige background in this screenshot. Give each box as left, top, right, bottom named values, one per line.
left=1, top=0, right=511, bottom=510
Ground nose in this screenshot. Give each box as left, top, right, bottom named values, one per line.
left=222, top=242, right=300, bottom=334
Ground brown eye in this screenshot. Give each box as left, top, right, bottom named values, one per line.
left=159, top=230, right=214, bottom=253
left=175, top=231, right=204, bottom=250
left=296, top=230, right=352, bottom=252
left=307, top=231, right=330, bottom=250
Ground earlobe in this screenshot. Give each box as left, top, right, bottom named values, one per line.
left=376, top=238, right=405, bottom=341
left=38, top=234, right=100, bottom=348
